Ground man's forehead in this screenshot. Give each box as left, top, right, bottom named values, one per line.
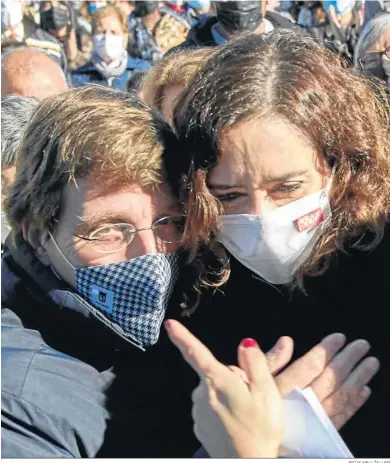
left=62, top=177, right=176, bottom=206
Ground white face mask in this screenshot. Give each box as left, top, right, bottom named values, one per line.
left=93, top=34, right=124, bottom=62
left=217, top=178, right=333, bottom=285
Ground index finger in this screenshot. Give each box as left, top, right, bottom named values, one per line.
left=164, top=319, right=227, bottom=379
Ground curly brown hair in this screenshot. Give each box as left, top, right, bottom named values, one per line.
left=164, top=30, right=390, bottom=288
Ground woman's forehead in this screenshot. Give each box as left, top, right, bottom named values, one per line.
left=217, top=118, right=316, bottom=173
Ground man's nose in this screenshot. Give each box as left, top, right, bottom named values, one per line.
left=126, top=229, right=158, bottom=259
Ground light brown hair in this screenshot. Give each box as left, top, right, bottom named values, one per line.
left=168, top=30, right=390, bottom=288
left=5, top=86, right=168, bottom=236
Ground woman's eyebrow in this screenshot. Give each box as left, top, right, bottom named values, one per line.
left=208, top=170, right=308, bottom=190
left=208, top=183, right=246, bottom=190
left=262, top=170, right=309, bottom=183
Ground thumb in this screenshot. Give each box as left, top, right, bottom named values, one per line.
left=165, top=319, right=227, bottom=379
left=237, top=338, right=272, bottom=392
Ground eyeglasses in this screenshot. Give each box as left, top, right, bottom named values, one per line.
left=74, top=215, right=186, bottom=254
left=359, top=47, right=390, bottom=70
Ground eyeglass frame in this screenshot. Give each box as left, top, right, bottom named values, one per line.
left=358, top=47, right=390, bottom=70
left=72, top=214, right=186, bottom=254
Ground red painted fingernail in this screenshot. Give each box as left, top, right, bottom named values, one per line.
left=241, top=338, right=258, bottom=348
left=164, top=320, right=173, bottom=330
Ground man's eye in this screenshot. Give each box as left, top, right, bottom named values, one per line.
left=89, top=225, right=122, bottom=241
left=272, top=183, right=302, bottom=194
left=215, top=192, right=246, bottom=202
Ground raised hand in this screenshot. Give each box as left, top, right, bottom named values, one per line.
left=165, top=319, right=284, bottom=458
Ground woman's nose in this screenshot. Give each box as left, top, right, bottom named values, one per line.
left=250, top=190, right=269, bottom=215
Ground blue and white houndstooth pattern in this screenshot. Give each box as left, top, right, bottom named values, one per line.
left=75, top=252, right=180, bottom=347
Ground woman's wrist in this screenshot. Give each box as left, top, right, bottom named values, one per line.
left=235, top=438, right=280, bottom=458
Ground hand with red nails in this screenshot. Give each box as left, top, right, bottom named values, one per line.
left=222, top=331, right=378, bottom=431
left=165, top=319, right=284, bottom=458
left=165, top=319, right=380, bottom=458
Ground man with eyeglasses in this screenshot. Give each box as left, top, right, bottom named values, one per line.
left=1, top=86, right=191, bottom=457
left=354, top=12, right=390, bottom=85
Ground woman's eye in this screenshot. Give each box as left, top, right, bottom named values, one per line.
left=215, top=192, right=246, bottom=202
left=272, top=183, right=302, bottom=194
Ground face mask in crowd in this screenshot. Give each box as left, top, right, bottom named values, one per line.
left=93, top=33, right=124, bottom=62
left=41, top=6, right=69, bottom=32
left=49, top=232, right=179, bottom=349
left=218, top=172, right=334, bottom=285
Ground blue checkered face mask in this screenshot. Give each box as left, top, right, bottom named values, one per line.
left=48, top=233, right=180, bottom=349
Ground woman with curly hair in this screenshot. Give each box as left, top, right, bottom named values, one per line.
left=162, top=30, right=390, bottom=457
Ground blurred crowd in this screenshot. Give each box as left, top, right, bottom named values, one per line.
left=1, top=0, right=389, bottom=93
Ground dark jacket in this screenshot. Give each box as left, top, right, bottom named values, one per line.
left=1, top=237, right=199, bottom=457
left=22, top=15, right=68, bottom=74
left=71, top=57, right=151, bottom=90
left=179, top=227, right=390, bottom=458
left=178, top=12, right=297, bottom=49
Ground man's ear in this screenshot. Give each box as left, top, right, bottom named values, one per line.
left=22, top=223, right=51, bottom=266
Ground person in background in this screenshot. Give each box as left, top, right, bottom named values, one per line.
left=165, top=30, right=390, bottom=457
left=363, top=0, right=390, bottom=26
left=1, top=95, right=39, bottom=247
left=323, top=0, right=361, bottom=59
left=354, top=12, right=390, bottom=85
left=39, top=1, right=93, bottom=73
left=128, top=1, right=190, bottom=64
left=1, top=47, right=68, bottom=99
left=273, top=0, right=297, bottom=22
left=160, top=1, right=199, bottom=28
left=178, top=0, right=296, bottom=49
left=110, top=0, right=134, bottom=17
left=70, top=1, right=105, bottom=69
left=142, top=47, right=213, bottom=124
left=78, top=0, right=107, bottom=35
left=187, top=0, right=211, bottom=18
left=1, top=0, right=68, bottom=74
left=71, top=5, right=150, bottom=90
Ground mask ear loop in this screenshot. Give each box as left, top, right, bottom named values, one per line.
left=47, top=231, right=76, bottom=274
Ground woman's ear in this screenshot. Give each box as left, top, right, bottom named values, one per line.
left=22, top=223, right=51, bottom=266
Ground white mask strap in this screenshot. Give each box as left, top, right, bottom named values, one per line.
left=48, top=231, right=76, bottom=273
